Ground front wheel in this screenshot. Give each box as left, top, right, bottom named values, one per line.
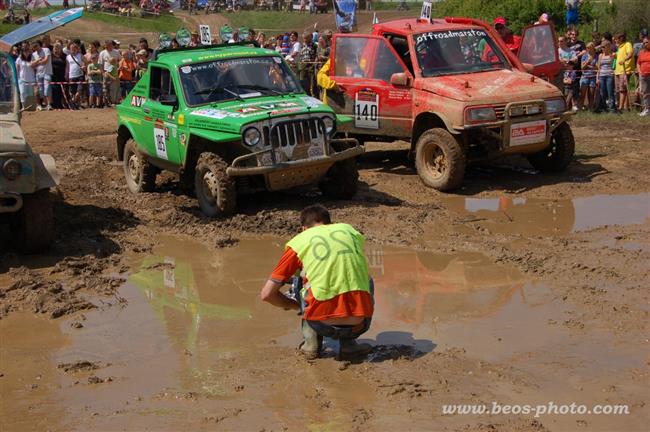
left=527, top=122, right=575, bottom=172
left=318, top=142, right=359, bottom=199
left=414, top=128, right=465, bottom=191
left=11, top=189, right=54, bottom=254
left=123, top=140, right=156, bottom=193
left=195, top=152, right=236, bottom=217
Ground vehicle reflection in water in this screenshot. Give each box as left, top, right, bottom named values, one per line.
left=444, top=193, right=649, bottom=236
left=366, top=246, right=526, bottom=336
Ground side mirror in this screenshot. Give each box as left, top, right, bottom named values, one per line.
left=390, top=72, right=410, bottom=87
left=522, top=63, right=534, bottom=74
left=159, top=94, right=178, bottom=107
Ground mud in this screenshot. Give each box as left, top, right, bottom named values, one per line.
left=1, top=110, right=649, bottom=431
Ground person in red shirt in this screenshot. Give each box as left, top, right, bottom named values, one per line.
left=637, top=36, right=650, bottom=116
left=494, top=16, right=522, bottom=55
left=260, top=204, right=374, bottom=360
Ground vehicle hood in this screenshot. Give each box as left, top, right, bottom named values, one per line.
left=416, top=69, right=561, bottom=104
left=186, top=94, right=333, bottom=133
left=0, top=121, right=28, bottom=153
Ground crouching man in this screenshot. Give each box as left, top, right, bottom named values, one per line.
left=260, top=204, right=374, bottom=360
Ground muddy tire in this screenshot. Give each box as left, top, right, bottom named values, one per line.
left=123, top=140, right=156, bottom=193
left=415, top=128, right=465, bottom=191
left=527, top=122, right=575, bottom=172
left=194, top=152, right=236, bottom=217
left=318, top=142, right=359, bottom=199
left=11, top=189, right=54, bottom=254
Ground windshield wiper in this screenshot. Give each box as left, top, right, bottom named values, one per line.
left=236, top=84, right=285, bottom=96
left=195, top=87, right=244, bottom=102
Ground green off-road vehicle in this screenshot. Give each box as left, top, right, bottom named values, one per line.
left=0, top=52, right=59, bottom=253
left=116, top=44, right=363, bottom=217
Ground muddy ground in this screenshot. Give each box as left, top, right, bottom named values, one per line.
left=1, top=110, right=649, bottom=431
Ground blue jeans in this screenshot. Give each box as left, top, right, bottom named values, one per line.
left=566, top=8, right=578, bottom=26
left=599, top=75, right=615, bottom=111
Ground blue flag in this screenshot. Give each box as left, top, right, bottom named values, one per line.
left=333, top=0, right=356, bottom=33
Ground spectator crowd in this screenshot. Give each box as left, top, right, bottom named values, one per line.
left=5, top=15, right=650, bottom=116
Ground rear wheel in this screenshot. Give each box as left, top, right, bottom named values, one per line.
left=318, top=142, right=359, bottom=199
left=11, top=189, right=54, bottom=254
left=194, top=152, right=236, bottom=217
left=123, top=140, right=156, bottom=193
left=527, top=122, right=575, bottom=172
left=415, top=128, right=465, bottom=191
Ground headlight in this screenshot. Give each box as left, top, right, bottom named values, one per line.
left=2, top=159, right=21, bottom=181
left=545, top=98, right=566, bottom=114
left=465, top=107, right=497, bottom=123
left=243, top=127, right=261, bottom=146
left=321, top=116, right=335, bottom=135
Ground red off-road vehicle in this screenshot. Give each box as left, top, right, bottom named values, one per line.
left=326, top=17, right=573, bottom=190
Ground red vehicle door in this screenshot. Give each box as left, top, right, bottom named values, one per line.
left=329, top=34, right=413, bottom=139
left=517, top=22, right=561, bottom=82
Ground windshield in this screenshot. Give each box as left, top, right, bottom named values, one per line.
left=0, top=55, right=18, bottom=115
left=179, top=56, right=302, bottom=107
left=414, top=29, right=510, bottom=77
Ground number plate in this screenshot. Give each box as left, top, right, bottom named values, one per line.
left=510, top=120, right=547, bottom=146
left=354, top=90, right=379, bottom=129
left=153, top=125, right=168, bottom=159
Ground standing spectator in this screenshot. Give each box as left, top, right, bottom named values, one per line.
left=579, top=42, right=598, bottom=110
left=50, top=42, right=67, bottom=109
left=139, top=38, right=153, bottom=56
left=565, top=0, right=583, bottom=27
left=190, top=31, right=200, bottom=47
left=41, top=34, right=53, bottom=52
left=633, top=29, right=647, bottom=58
left=316, top=34, right=330, bottom=64
left=84, top=40, right=100, bottom=66
left=87, top=53, right=103, bottom=108
left=563, top=63, right=577, bottom=111
left=637, top=36, right=650, bottom=116
left=65, top=43, right=84, bottom=109
left=567, top=27, right=585, bottom=108
left=119, top=50, right=136, bottom=97
left=104, top=57, right=120, bottom=106
left=280, top=34, right=291, bottom=56
left=135, top=49, right=149, bottom=80
left=558, top=36, right=577, bottom=69
left=257, top=32, right=266, bottom=48
left=98, top=40, right=121, bottom=73
left=31, top=40, right=52, bottom=110
left=15, top=47, right=35, bottom=109
left=289, top=31, right=301, bottom=64
left=366, top=0, right=372, bottom=10
left=298, top=32, right=317, bottom=96
left=596, top=40, right=616, bottom=113
left=614, top=32, right=634, bottom=112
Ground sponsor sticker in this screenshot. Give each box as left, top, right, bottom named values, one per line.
left=131, top=95, right=146, bottom=107
left=510, top=120, right=547, bottom=146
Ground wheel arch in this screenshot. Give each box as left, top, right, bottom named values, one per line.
left=116, top=124, right=135, bottom=161
left=411, top=112, right=458, bottom=151
left=183, top=129, right=245, bottom=176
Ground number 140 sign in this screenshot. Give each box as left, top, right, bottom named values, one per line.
left=354, top=90, right=379, bottom=129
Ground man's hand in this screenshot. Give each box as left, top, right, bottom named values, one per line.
left=260, top=279, right=300, bottom=311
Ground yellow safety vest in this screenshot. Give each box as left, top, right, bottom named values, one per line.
left=286, top=223, right=370, bottom=301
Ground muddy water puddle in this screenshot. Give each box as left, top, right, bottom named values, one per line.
left=444, top=193, right=650, bottom=236
left=1, top=236, right=647, bottom=430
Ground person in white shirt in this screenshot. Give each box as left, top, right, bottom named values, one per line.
left=98, top=39, right=121, bottom=71
left=31, top=40, right=53, bottom=110
left=65, top=43, right=84, bottom=109
left=15, top=46, right=36, bottom=107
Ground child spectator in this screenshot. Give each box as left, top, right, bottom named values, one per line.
left=103, top=57, right=120, bottom=106
left=563, top=63, right=578, bottom=111
left=118, top=50, right=136, bottom=97
left=637, top=36, right=650, bottom=116
left=87, top=53, right=103, bottom=108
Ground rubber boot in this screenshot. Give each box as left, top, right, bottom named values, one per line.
left=299, top=320, right=322, bottom=360
left=339, top=338, right=372, bottom=360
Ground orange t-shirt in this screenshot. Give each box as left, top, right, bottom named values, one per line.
left=638, top=49, right=650, bottom=76
left=119, top=59, right=135, bottom=81
left=270, top=247, right=373, bottom=321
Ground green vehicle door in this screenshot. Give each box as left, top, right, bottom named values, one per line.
left=140, top=65, right=182, bottom=164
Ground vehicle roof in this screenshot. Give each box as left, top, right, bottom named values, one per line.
left=153, top=44, right=280, bottom=67
left=372, top=18, right=484, bottom=35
